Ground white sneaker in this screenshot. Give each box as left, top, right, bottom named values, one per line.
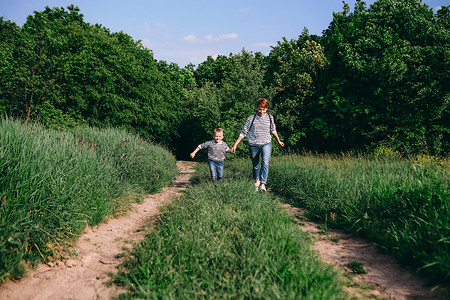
left=259, top=184, right=267, bottom=192
left=254, top=180, right=260, bottom=191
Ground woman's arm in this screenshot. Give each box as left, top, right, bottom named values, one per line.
left=230, top=135, right=244, bottom=153
left=272, top=131, right=285, bottom=147
left=231, top=115, right=254, bottom=153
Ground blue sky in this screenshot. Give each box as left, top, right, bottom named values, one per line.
left=1, top=0, right=447, bottom=67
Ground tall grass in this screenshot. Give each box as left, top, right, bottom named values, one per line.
left=0, top=118, right=177, bottom=281
left=115, top=180, right=342, bottom=299
left=268, top=154, right=449, bottom=284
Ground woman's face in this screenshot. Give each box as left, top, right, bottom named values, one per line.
left=257, top=106, right=267, bottom=116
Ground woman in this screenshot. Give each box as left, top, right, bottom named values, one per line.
left=230, top=98, right=284, bottom=191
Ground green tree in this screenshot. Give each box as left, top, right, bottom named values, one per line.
left=322, top=0, right=449, bottom=155
left=0, top=18, right=26, bottom=116
left=0, top=5, right=184, bottom=146
left=193, top=54, right=233, bottom=88
left=218, top=50, right=275, bottom=156
left=266, top=29, right=329, bottom=150
left=178, top=81, right=221, bottom=159
left=17, top=5, right=89, bottom=125
left=178, top=50, right=273, bottom=159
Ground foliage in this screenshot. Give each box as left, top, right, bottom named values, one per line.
left=266, top=29, right=329, bottom=150
left=178, top=50, right=275, bottom=159
left=1, top=1, right=449, bottom=157
left=193, top=54, right=233, bottom=88
left=321, top=0, right=450, bottom=155
left=115, top=180, right=342, bottom=299
left=0, top=6, right=184, bottom=146
left=0, top=118, right=177, bottom=281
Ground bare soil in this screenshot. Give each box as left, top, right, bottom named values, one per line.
left=0, top=161, right=447, bottom=299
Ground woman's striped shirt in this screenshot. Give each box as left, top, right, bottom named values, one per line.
left=239, top=114, right=276, bottom=146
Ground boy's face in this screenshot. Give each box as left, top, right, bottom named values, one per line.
left=213, top=131, right=223, bottom=143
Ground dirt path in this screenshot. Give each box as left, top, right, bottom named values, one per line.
left=0, top=161, right=196, bottom=300
left=0, top=161, right=447, bottom=299
left=281, top=204, right=449, bottom=300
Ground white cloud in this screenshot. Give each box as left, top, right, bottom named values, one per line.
left=188, top=56, right=206, bottom=65
left=153, top=48, right=219, bottom=67
left=189, top=53, right=221, bottom=65
left=205, top=33, right=238, bottom=41
left=252, top=42, right=276, bottom=48
left=141, top=38, right=151, bottom=49
left=183, top=34, right=202, bottom=43
left=240, top=8, right=253, bottom=12
left=183, top=33, right=238, bottom=43
left=144, top=21, right=151, bottom=33
left=156, top=22, right=168, bottom=27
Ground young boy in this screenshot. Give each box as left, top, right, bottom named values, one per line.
left=190, top=128, right=231, bottom=183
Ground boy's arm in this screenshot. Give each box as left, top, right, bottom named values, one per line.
left=190, top=147, right=201, bottom=159
left=225, top=142, right=232, bottom=153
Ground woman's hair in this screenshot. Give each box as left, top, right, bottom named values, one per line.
left=257, top=98, right=269, bottom=108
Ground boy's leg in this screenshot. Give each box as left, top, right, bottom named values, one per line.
left=216, top=161, right=224, bottom=182
left=208, top=160, right=217, bottom=183
left=259, top=142, right=272, bottom=184
left=249, top=145, right=261, bottom=182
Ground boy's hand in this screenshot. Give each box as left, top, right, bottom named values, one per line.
left=190, top=153, right=195, bottom=159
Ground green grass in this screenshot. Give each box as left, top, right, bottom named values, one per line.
left=115, top=180, right=342, bottom=299
left=187, top=155, right=449, bottom=285
left=0, top=117, right=177, bottom=281
left=267, top=154, right=449, bottom=285
left=3, top=117, right=448, bottom=295
left=346, top=261, right=367, bottom=275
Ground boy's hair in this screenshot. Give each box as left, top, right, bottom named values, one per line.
left=213, top=127, right=224, bottom=135
left=257, top=98, right=269, bottom=108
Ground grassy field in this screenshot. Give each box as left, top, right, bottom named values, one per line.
left=267, top=154, right=449, bottom=284
left=2, top=117, right=448, bottom=295
left=115, top=154, right=449, bottom=297
left=201, top=154, right=449, bottom=284
left=0, top=118, right=177, bottom=281
left=115, top=180, right=343, bottom=299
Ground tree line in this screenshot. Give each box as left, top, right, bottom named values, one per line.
left=1, top=0, right=448, bottom=158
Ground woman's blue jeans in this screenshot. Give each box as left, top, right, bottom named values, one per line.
left=208, top=160, right=224, bottom=183
left=249, top=142, right=272, bottom=184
